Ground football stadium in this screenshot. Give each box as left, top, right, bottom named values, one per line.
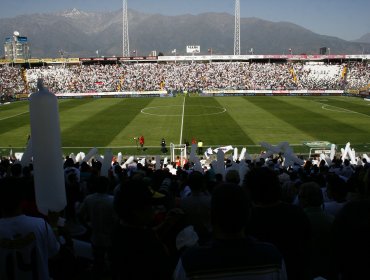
left=1, top=1, right=370, bottom=279
left=1, top=56, right=370, bottom=158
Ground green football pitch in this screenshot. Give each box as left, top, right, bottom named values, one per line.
left=1, top=96, right=370, bottom=157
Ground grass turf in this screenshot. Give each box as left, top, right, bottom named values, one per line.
left=1, top=96, right=370, bottom=157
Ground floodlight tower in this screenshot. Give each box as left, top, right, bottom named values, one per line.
left=122, top=0, right=130, bottom=57
left=234, top=0, right=240, bottom=55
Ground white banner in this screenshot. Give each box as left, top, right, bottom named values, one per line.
left=55, top=91, right=167, bottom=97
left=186, top=45, right=200, bottom=53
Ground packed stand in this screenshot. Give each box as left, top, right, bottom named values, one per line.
left=293, top=63, right=345, bottom=90
left=26, top=65, right=125, bottom=93
left=0, top=65, right=26, bottom=102
left=26, top=62, right=296, bottom=93
left=345, top=62, right=370, bottom=90
left=21, top=61, right=369, bottom=94
left=0, top=62, right=368, bottom=95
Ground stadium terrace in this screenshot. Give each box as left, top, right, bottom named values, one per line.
left=0, top=55, right=370, bottom=102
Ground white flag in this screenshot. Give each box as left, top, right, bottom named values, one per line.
left=213, top=145, right=233, bottom=154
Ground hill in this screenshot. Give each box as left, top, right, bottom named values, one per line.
left=354, top=33, right=370, bottom=43
left=0, top=8, right=369, bottom=57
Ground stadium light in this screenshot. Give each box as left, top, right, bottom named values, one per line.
left=234, top=0, right=240, bottom=55
left=122, top=0, right=130, bottom=57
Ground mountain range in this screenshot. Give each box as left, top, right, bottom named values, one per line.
left=0, top=8, right=369, bottom=58
left=355, top=33, right=370, bottom=44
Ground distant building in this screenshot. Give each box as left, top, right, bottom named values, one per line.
left=319, top=47, right=327, bottom=55
left=4, top=31, right=30, bottom=61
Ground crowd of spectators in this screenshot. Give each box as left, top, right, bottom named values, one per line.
left=24, top=62, right=346, bottom=93
left=293, top=63, right=345, bottom=90
left=0, top=65, right=26, bottom=101
left=1, top=150, right=370, bottom=279
left=1, top=61, right=369, bottom=97
left=345, top=62, right=370, bottom=90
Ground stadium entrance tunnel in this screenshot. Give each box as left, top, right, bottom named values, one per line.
left=141, top=105, right=227, bottom=117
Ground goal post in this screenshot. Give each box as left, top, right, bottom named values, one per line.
left=170, top=143, right=187, bottom=164
left=303, top=141, right=334, bottom=158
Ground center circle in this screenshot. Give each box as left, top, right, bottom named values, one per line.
left=141, top=105, right=227, bottom=117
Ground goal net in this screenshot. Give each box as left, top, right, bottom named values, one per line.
left=170, top=143, right=187, bottom=165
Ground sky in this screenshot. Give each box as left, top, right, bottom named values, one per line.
left=0, top=0, right=369, bottom=41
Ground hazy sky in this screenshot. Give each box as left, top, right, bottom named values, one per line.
left=1, top=0, right=369, bottom=41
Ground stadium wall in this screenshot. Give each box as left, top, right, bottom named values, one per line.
left=49, top=90, right=348, bottom=100
left=12, top=90, right=369, bottom=101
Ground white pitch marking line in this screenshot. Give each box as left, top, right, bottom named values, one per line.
left=321, top=105, right=351, bottom=113
left=0, top=111, right=29, bottom=121
left=320, top=104, right=370, bottom=118
left=179, top=96, right=186, bottom=145
left=309, top=100, right=370, bottom=118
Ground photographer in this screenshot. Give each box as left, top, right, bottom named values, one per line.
left=161, top=138, right=167, bottom=154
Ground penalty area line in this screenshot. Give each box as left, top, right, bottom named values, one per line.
left=309, top=99, right=370, bottom=118
left=179, top=96, right=185, bottom=145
